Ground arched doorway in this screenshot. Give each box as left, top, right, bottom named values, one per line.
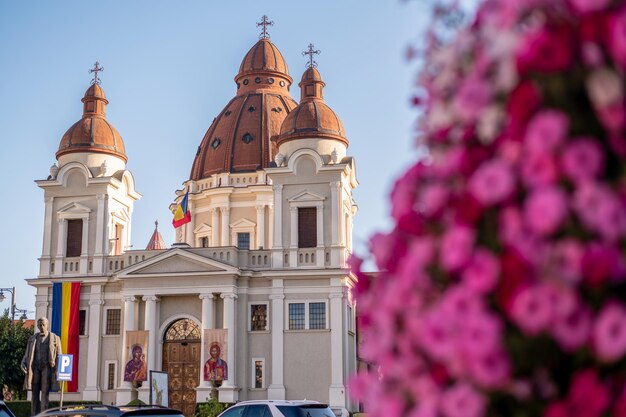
left=162, top=318, right=201, bottom=417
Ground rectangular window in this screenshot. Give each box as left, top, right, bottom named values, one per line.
left=114, top=223, right=123, bottom=255
left=298, top=207, right=317, bottom=248
left=237, top=232, right=250, bottom=250
left=309, top=302, right=326, bottom=330
left=250, top=304, right=268, bottom=331
left=66, top=219, right=83, bottom=257
left=288, top=303, right=305, bottom=330
left=106, top=362, right=116, bottom=390
left=79, top=309, right=86, bottom=335
left=201, top=236, right=209, bottom=248
left=347, top=305, right=355, bottom=333
left=105, top=308, right=121, bottom=335
left=252, top=358, right=265, bottom=389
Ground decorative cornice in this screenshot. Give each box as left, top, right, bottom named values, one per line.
left=329, top=293, right=344, bottom=299
left=35, top=301, right=49, bottom=308
left=269, top=294, right=285, bottom=300
left=122, top=296, right=136, bottom=303
left=142, top=295, right=160, bottom=302
left=199, top=293, right=215, bottom=300
left=89, top=299, right=105, bottom=306
left=220, top=293, right=238, bottom=300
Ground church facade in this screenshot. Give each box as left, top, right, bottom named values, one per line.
left=26, top=24, right=358, bottom=417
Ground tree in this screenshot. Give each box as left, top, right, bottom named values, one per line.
left=0, top=309, right=33, bottom=400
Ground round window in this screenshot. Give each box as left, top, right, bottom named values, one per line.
left=255, top=77, right=261, bottom=84
left=211, top=138, right=221, bottom=149
left=243, top=79, right=249, bottom=85
left=279, top=80, right=286, bottom=87
left=268, top=78, right=275, bottom=84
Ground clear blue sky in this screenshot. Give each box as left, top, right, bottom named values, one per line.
left=0, top=1, right=430, bottom=315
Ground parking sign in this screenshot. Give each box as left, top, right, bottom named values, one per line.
left=57, top=354, right=73, bottom=382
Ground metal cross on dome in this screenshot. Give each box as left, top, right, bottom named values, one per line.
left=303, top=43, right=321, bottom=68
left=257, top=15, right=274, bottom=39
left=89, top=61, right=104, bottom=85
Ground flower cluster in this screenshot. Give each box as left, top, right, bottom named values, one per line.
left=350, top=1, right=626, bottom=416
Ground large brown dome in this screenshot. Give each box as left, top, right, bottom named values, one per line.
left=56, top=84, right=127, bottom=162
left=277, top=67, right=347, bottom=146
left=190, top=39, right=297, bottom=180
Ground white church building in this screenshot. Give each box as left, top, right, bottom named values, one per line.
left=26, top=23, right=359, bottom=417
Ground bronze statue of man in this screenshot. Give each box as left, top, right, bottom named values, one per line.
left=21, top=317, right=62, bottom=416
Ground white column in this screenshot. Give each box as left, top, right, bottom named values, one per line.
left=34, top=301, right=49, bottom=328
left=273, top=185, right=283, bottom=248
left=316, top=203, right=325, bottom=267
left=220, top=207, right=230, bottom=246
left=56, top=219, right=66, bottom=257
left=289, top=207, right=298, bottom=268
left=186, top=198, right=195, bottom=245
left=143, top=296, right=159, bottom=373
left=330, top=181, right=340, bottom=246
left=267, top=203, right=274, bottom=251
left=199, top=293, right=214, bottom=388
left=328, top=292, right=346, bottom=408
left=93, top=195, right=107, bottom=274
left=84, top=291, right=104, bottom=401
left=40, top=197, right=54, bottom=276
left=255, top=205, right=265, bottom=249
left=211, top=208, right=220, bottom=246
left=41, top=197, right=54, bottom=257
left=120, top=296, right=136, bottom=388
left=220, top=293, right=237, bottom=388
left=80, top=215, right=90, bottom=274
left=267, top=288, right=285, bottom=400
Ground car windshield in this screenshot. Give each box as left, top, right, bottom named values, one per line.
left=275, top=405, right=334, bottom=417
left=0, top=409, right=14, bottom=417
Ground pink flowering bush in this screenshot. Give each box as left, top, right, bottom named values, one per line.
left=350, top=1, right=626, bottom=416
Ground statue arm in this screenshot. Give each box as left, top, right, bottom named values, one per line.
left=20, top=337, right=32, bottom=373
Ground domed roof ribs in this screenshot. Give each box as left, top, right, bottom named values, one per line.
left=228, top=93, right=251, bottom=172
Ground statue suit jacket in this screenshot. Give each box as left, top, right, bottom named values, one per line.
left=21, top=332, right=62, bottom=391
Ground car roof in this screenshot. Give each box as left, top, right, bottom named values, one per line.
left=231, top=400, right=326, bottom=407
left=36, top=405, right=183, bottom=417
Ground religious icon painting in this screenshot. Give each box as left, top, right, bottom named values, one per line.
left=124, top=330, right=148, bottom=382
left=203, top=329, right=228, bottom=382
left=150, top=371, right=169, bottom=407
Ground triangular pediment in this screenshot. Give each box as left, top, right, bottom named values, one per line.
left=58, top=202, right=91, bottom=214
left=194, top=223, right=212, bottom=233
left=288, top=190, right=325, bottom=202
left=116, top=248, right=239, bottom=278
left=230, top=218, right=255, bottom=228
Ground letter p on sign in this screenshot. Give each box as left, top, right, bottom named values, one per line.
left=57, top=354, right=73, bottom=381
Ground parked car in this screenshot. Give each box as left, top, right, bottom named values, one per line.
left=217, top=400, right=336, bottom=417
left=35, top=404, right=184, bottom=417
left=0, top=401, right=17, bottom=417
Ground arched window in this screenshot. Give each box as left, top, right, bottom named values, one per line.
left=164, top=319, right=200, bottom=341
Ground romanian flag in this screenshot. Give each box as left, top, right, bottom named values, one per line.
left=51, top=282, right=81, bottom=392
left=172, top=191, right=192, bottom=228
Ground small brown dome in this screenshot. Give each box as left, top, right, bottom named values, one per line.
left=237, top=38, right=291, bottom=81
left=190, top=39, right=297, bottom=180
left=277, top=67, right=347, bottom=146
left=56, top=84, right=127, bottom=162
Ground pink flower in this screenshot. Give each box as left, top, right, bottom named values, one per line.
left=419, top=311, right=456, bottom=362
left=551, top=239, right=584, bottom=284
left=568, top=369, right=610, bottom=417
left=582, top=243, right=623, bottom=287
left=593, top=303, right=626, bottom=362
left=440, top=226, right=475, bottom=272
left=510, top=285, right=553, bottom=335
left=462, top=249, right=500, bottom=293
left=459, top=312, right=502, bottom=357
left=596, top=102, right=626, bottom=133
left=553, top=303, right=592, bottom=352
left=524, top=187, right=568, bottom=236
left=453, top=76, right=492, bottom=123
left=586, top=67, right=624, bottom=109
left=561, top=138, right=604, bottom=184
left=505, top=80, right=543, bottom=140
left=468, top=159, right=515, bottom=206
left=524, top=110, right=570, bottom=154
left=574, top=183, right=626, bottom=241
left=468, top=348, right=511, bottom=389
left=499, top=206, right=524, bottom=244
left=418, top=183, right=449, bottom=217
left=608, top=6, right=626, bottom=70
left=568, top=0, right=611, bottom=14
left=440, top=383, right=486, bottom=417
left=521, top=151, right=558, bottom=188
left=516, top=25, right=575, bottom=74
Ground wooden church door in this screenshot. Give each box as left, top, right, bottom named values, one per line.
left=162, top=319, right=201, bottom=417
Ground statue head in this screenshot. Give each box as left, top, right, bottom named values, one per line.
left=37, top=317, right=49, bottom=336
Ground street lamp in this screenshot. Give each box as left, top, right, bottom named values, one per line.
left=13, top=307, right=29, bottom=321
left=0, top=287, right=16, bottom=322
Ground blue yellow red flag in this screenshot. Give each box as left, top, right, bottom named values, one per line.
left=172, top=191, right=191, bottom=228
